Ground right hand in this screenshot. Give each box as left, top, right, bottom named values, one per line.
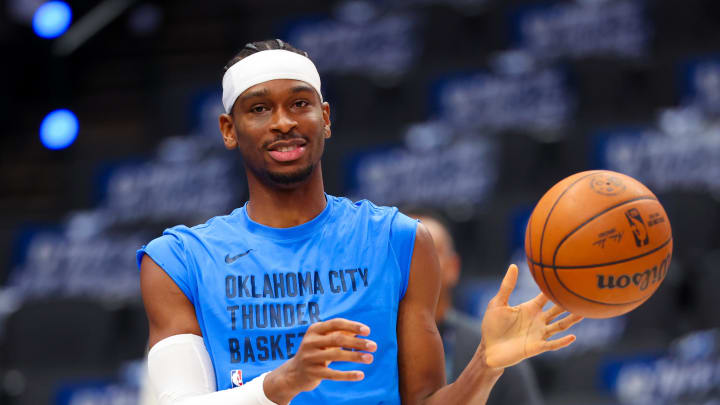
left=264, top=318, right=377, bottom=404
left=480, top=264, right=582, bottom=369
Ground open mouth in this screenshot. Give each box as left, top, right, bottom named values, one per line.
left=267, top=139, right=307, bottom=162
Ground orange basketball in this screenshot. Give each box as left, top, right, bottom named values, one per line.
left=525, top=170, right=673, bottom=319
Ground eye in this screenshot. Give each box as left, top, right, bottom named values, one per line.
left=293, top=100, right=309, bottom=108
left=250, top=105, right=268, bottom=114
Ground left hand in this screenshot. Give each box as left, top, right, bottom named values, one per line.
left=480, top=264, right=583, bottom=369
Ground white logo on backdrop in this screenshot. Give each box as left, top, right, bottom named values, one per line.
left=613, top=329, right=720, bottom=405
left=517, top=0, right=649, bottom=60
left=8, top=232, right=145, bottom=302
left=688, top=60, right=720, bottom=116
left=353, top=137, right=497, bottom=207
left=603, top=127, right=720, bottom=193
left=437, top=69, right=573, bottom=133
left=288, top=12, right=418, bottom=79
left=104, top=136, right=240, bottom=225
left=5, top=135, right=243, bottom=303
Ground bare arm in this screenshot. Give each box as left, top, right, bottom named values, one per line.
left=397, top=227, right=584, bottom=405
left=397, top=224, right=503, bottom=405
left=397, top=223, right=446, bottom=403
left=140, top=255, right=202, bottom=348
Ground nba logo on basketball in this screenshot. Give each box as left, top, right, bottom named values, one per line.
left=625, top=208, right=649, bottom=247
left=231, top=369, right=243, bottom=387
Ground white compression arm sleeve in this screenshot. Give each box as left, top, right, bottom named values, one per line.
left=147, top=334, right=278, bottom=405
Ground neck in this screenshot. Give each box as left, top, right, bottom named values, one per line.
left=245, top=163, right=327, bottom=228
left=435, top=288, right=452, bottom=323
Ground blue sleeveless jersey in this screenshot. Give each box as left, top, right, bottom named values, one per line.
left=137, top=195, right=418, bottom=404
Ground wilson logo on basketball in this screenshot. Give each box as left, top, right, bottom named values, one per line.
left=624, top=208, right=649, bottom=247
left=597, top=254, right=671, bottom=291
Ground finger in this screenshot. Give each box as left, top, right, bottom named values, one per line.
left=549, top=313, right=583, bottom=334
left=307, top=347, right=374, bottom=365
left=314, top=332, right=377, bottom=352
left=543, top=305, right=566, bottom=323
left=543, top=334, right=576, bottom=352
left=309, top=318, right=371, bottom=336
left=313, top=368, right=365, bottom=382
left=529, top=293, right=550, bottom=310
left=489, top=264, right=518, bottom=307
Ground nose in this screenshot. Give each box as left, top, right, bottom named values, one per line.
left=269, top=107, right=297, bottom=134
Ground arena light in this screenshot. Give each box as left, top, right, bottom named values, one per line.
left=40, top=109, right=79, bottom=150
left=32, top=1, right=72, bottom=39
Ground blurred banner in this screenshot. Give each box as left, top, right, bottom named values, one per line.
left=602, top=329, right=720, bottom=405
left=380, top=0, right=489, bottom=13
left=682, top=56, right=720, bottom=116
left=7, top=230, right=144, bottom=302
left=512, top=0, right=650, bottom=60
left=433, top=67, right=574, bottom=133
left=349, top=129, right=497, bottom=208
left=286, top=5, right=419, bottom=80
left=596, top=122, right=720, bottom=194
left=102, top=137, right=239, bottom=226
left=4, top=134, right=242, bottom=305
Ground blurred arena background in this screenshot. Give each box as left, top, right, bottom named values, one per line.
left=2, top=0, right=720, bottom=404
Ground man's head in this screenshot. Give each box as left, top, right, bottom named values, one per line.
left=406, top=211, right=461, bottom=293
left=406, top=210, right=461, bottom=322
left=218, top=39, right=331, bottom=188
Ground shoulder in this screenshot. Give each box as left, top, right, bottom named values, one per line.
left=190, top=207, right=244, bottom=234
left=159, top=207, right=244, bottom=241
left=330, top=195, right=418, bottom=229
left=139, top=208, right=243, bottom=266
left=331, top=195, right=397, bottom=218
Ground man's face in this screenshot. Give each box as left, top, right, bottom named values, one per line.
left=220, top=79, right=331, bottom=188
left=421, top=218, right=460, bottom=290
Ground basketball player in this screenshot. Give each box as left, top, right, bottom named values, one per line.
left=138, top=39, right=583, bottom=405
left=407, top=211, right=544, bottom=405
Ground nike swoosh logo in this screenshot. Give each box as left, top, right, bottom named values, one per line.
left=225, top=249, right=254, bottom=264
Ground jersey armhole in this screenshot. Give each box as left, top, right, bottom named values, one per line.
left=390, top=212, right=419, bottom=300
left=137, top=235, right=195, bottom=305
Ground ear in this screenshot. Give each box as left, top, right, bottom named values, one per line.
left=322, top=101, right=331, bottom=139
left=218, top=113, right=238, bottom=150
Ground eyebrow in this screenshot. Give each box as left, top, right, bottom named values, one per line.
left=290, top=84, right=315, bottom=94
left=239, top=88, right=270, bottom=103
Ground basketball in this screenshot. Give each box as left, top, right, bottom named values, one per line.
left=524, top=170, right=673, bottom=319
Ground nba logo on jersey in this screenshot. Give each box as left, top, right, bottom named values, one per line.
left=231, top=369, right=243, bottom=387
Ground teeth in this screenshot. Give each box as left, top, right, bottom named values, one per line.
left=277, top=145, right=297, bottom=152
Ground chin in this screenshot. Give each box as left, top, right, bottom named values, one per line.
left=265, top=163, right=316, bottom=187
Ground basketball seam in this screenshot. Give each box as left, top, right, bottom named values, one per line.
left=552, top=196, right=669, bottom=307
left=527, top=214, right=535, bottom=280
left=549, top=238, right=672, bottom=306
left=538, top=171, right=600, bottom=307
left=551, top=291, right=649, bottom=306
left=528, top=236, right=672, bottom=269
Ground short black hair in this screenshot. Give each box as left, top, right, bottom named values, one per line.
left=223, top=39, right=310, bottom=72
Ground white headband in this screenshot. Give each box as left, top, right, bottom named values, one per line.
left=221, top=49, right=323, bottom=113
